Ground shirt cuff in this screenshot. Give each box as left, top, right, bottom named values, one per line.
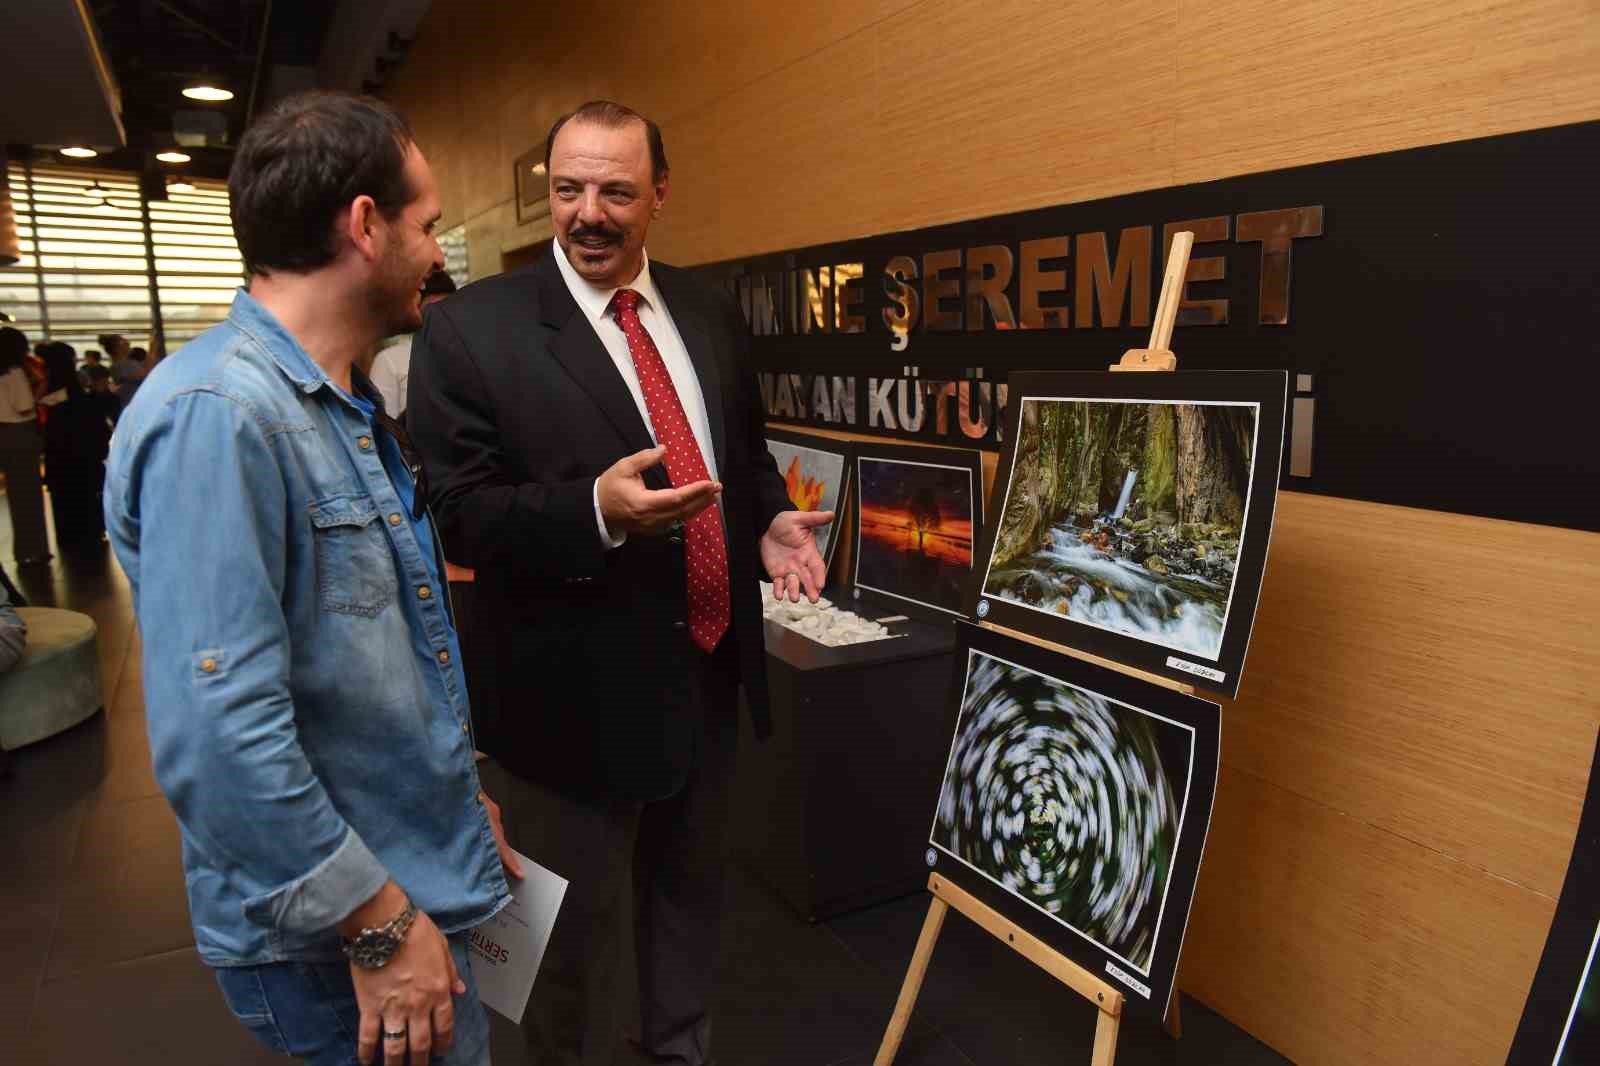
left=240, top=827, right=391, bottom=936
left=593, top=478, right=626, bottom=549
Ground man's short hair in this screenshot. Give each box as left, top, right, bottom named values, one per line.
left=230, top=91, right=416, bottom=276
left=129, top=347, right=148, bottom=364
left=545, top=100, right=668, bottom=183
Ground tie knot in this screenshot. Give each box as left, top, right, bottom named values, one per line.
left=612, top=288, right=641, bottom=317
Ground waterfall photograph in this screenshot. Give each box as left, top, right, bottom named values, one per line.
left=931, top=649, right=1192, bottom=972
left=981, top=397, right=1260, bottom=660
left=854, top=451, right=979, bottom=616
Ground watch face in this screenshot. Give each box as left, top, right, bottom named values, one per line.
left=348, top=933, right=397, bottom=969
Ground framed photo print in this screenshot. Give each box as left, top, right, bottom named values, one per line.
left=971, top=370, right=1286, bottom=697
left=851, top=442, right=984, bottom=620
left=928, top=621, right=1221, bottom=1020
left=765, top=428, right=852, bottom=575
left=514, top=146, right=551, bottom=226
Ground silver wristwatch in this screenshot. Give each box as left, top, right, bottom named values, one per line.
left=340, top=901, right=418, bottom=969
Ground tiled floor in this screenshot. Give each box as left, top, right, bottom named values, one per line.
left=1, top=521, right=1290, bottom=1065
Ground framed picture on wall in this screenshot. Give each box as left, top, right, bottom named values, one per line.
left=928, top=621, right=1220, bottom=1020
left=970, top=370, right=1286, bottom=698
left=851, top=441, right=984, bottom=621
left=765, top=428, right=852, bottom=577
left=513, top=146, right=551, bottom=226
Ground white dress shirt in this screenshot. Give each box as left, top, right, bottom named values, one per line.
left=369, top=336, right=412, bottom=417
left=550, top=239, right=719, bottom=547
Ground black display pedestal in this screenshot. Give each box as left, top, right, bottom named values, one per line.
left=733, top=595, right=959, bottom=922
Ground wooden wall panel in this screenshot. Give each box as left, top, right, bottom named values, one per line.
left=1183, top=763, right=1554, bottom=1065
left=1227, top=494, right=1600, bottom=898
left=1172, top=0, right=1600, bottom=186
left=870, top=0, right=1179, bottom=240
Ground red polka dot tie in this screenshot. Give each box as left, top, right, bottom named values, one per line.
left=612, top=288, right=730, bottom=653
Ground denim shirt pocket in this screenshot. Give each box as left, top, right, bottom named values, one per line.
left=308, top=494, right=395, bottom=618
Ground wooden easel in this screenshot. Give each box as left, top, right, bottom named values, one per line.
left=874, top=234, right=1198, bottom=1066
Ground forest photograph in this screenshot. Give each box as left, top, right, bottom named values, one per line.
left=855, top=456, right=975, bottom=615
left=932, top=650, right=1190, bottom=971
left=982, top=398, right=1259, bottom=660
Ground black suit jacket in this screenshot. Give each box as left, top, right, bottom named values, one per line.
left=407, top=252, right=790, bottom=801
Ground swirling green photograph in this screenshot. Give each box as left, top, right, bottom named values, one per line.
left=932, top=651, right=1192, bottom=972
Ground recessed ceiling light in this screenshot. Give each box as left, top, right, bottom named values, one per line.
left=167, top=181, right=196, bottom=193
left=183, top=84, right=234, bottom=102
left=156, top=150, right=192, bottom=163
left=60, top=146, right=98, bottom=158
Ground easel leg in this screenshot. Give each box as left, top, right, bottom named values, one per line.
left=1091, top=1007, right=1121, bottom=1066
left=873, top=897, right=949, bottom=1066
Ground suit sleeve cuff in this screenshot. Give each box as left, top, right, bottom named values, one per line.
left=593, top=478, right=626, bottom=549
left=241, top=827, right=391, bottom=936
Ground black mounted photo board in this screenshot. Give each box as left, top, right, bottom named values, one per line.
left=927, top=621, right=1221, bottom=1020
left=764, top=427, right=853, bottom=575
left=851, top=441, right=984, bottom=622
left=1509, top=732, right=1600, bottom=1065
left=970, top=370, right=1286, bottom=697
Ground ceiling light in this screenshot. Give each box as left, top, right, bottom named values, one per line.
left=183, top=84, right=234, bottom=102
left=167, top=180, right=195, bottom=194
left=60, top=146, right=98, bottom=158
left=156, top=150, right=191, bottom=164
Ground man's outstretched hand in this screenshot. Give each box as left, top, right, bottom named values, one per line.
left=597, top=446, right=721, bottom=536
left=761, top=510, right=835, bottom=603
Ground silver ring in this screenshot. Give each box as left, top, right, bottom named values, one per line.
left=383, top=1030, right=407, bottom=1040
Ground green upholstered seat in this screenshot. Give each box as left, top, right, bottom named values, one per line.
left=0, top=607, right=102, bottom=749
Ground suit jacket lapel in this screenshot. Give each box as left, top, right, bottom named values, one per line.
left=653, top=265, right=727, bottom=475
left=534, top=254, right=668, bottom=489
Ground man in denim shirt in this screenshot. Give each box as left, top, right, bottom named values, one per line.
left=105, top=92, right=518, bottom=1066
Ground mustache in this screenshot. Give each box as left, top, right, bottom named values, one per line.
left=570, top=224, right=623, bottom=246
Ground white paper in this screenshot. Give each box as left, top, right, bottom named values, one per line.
left=467, top=850, right=567, bottom=1024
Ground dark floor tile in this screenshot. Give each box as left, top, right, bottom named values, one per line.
left=22, top=948, right=281, bottom=1066
left=830, top=1026, right=975, bottom=1066
left=0, top=900, right=57, bottom=1028
left=92, top=704, right=160, bottom=802
left=45, top=793, right=193, bottom=981
left=711, top=868, right=931, bottom=1066
left=0, top=731, right=99, bottom=907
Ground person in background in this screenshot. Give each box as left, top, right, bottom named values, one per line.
left=370, top=267, right=455, bottom=419
left=80, top=348, right=111, bottom=392
left=407, top=99, right=831, bottom=1066
left=39, top=342, right=110, bottom=555
left=119, top=346, right=149, bottom=409
left=104, top=90, right=518, bottom=1066
left=0, top=328, right=50, bottom=566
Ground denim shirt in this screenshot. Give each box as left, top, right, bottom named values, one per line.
left=104, top=290, right=509, bottom=967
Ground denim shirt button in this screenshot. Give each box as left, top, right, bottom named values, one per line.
left=437, top=649, right=450, bottom=664
left=388, top=513, right=403, bottom=526
left=417, top=585, right=432, bottom=600
left=357, top=436, right=372, bottom=450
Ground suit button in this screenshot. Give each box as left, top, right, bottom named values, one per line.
left=673, top=621, right=687, bottom=630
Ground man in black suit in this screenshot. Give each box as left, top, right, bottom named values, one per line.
left=407, top=100, right=832, bottom=1065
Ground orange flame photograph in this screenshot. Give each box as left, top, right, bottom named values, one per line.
left=766, top=436, right=848, bottom=564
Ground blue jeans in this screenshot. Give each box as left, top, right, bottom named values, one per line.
left=214, top=934, right=490, bottom=1065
